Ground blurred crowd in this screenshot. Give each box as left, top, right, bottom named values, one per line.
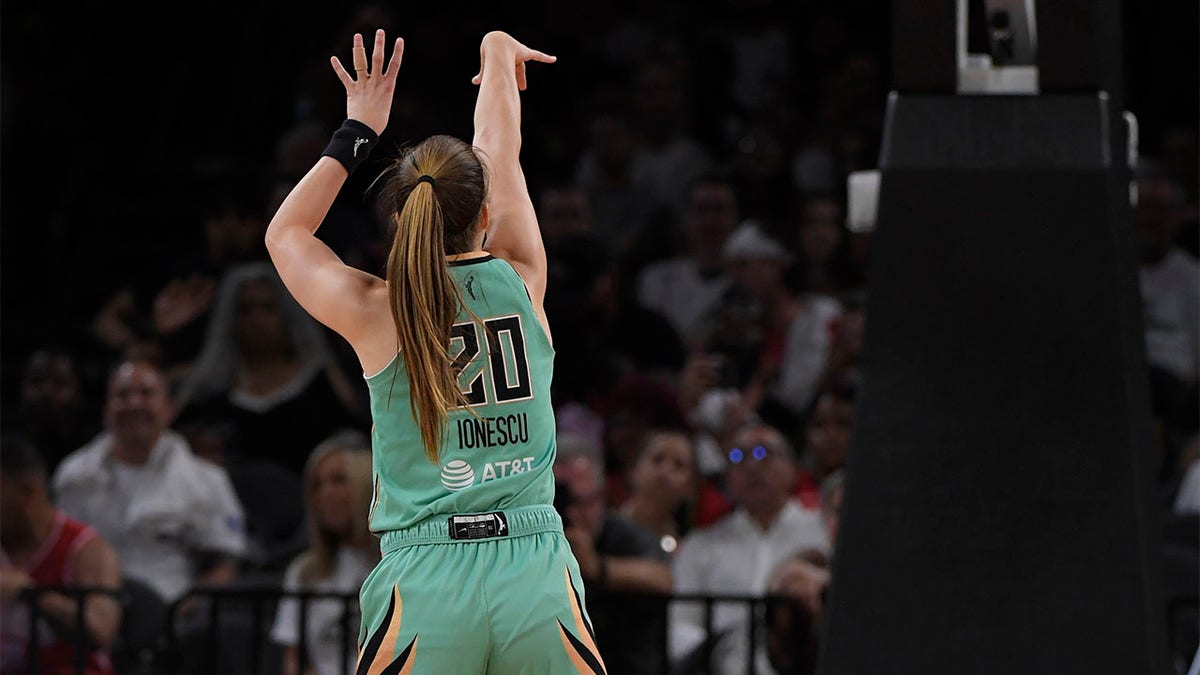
left=2, top=1, right=1197, bottom=674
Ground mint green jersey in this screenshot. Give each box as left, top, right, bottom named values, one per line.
left=364, top=255, right=557, bottom=533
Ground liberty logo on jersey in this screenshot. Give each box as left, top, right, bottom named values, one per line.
left=439, top=456, right=537, bottom=491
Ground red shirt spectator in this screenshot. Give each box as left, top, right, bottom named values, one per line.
left=1, top=434, right=121, bottom=675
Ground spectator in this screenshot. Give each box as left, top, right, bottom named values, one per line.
left=87, top=177, right=269, bottom=388
left=597, top=375, right=691, bottom=507
left=173, top=261, right=368, bottom=477
left=14, top=346, right=100, bottom=474
left=693, top=377, right=857, bottom=528
left=636, top=174, right=740, bottom=349
left=713, top=220, right=842, bottom=419
left=1174, top=434, right=1200, bottom=515
left=1136, top=160, right=1200, bottom=435
left=539, top=183, right=596, bottom=249
left=628, top=61, right=716, bottom=218
left=547, top=233, right=686, bottom=407
left=787, top=192, right=862, bottom=297
left=555, top=432, right=673, bottom=675
left=670, top=421, right=828, bottom=675
left=270, top=430, right=378, bottom=675
left=676, top=350, right=753, bottom=482
left=51, top=358, right=248, bottom=607
left=812, top=291, right=867, bottom=396
left=573, top=110, right=664, bottom=250
left=765, top=468, right=846, bottom=675
left=617, top=428, right=699, bottom=557
left=1, top=433, right=122, bottom=675
left=1160, top=125, right=1199, bottom=224
left=799, top=383, right=857, bottom=498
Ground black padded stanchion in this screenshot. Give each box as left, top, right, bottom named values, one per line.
left=816, top=3, right=1168, bottom=671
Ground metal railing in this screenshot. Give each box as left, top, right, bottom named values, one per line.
left=157, top=584, right=791, bottom=675
left=13, top=583, right=791, bottom=675
left=162, top=584, right=362, bottom=675
left=14, top=584, right=122, bottom=675
left=12, top=584, right=1198, bottom=675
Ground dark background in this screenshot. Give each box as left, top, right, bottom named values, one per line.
left=0, top=0, right=1195, bottom=414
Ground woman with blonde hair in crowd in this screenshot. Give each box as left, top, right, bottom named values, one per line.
left=270, top=429, right=378, bottom=675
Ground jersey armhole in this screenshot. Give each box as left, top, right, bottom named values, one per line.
left=494, top=258, right=554, bottom=350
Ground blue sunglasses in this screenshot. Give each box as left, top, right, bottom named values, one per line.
left=728, top=445, right=770, bottom=463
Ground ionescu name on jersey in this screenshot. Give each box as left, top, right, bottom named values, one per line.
left=455, top=412, right=530, bottom=449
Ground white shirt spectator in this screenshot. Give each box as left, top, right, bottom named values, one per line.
left=52, top=430, right=248, bottom=603
left=1175, top=457, right=1200, bottom=515
left=636, top=258, right=731, bottom=349
left=1140, top=248, right=1200, bottom=384
left=670, top=500, right=828, bottom=674
left=773, top=294, right=843, bottom=414
left=270, top=547, right=376, bottom=675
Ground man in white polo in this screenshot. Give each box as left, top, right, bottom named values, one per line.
left=51, top=357, right=248, bottom=605
left=669, top=421, right=829, bottom=674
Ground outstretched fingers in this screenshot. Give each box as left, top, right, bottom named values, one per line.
left=370, top=29, right=386, bottom=76
left=331, top=32, right=367, bottom=87
left=383, top=37, right=405, bottom=78
left=471, top=37, right=554, bottom=87
left=352, top=33, right=368, bottom=77
left=516, top=49, right=555, bottom=90
left=524, top=49, right=556, bottom=64
left=331, top=55, right=354, bottom=88
left=332, top=30, right=404, bottom=88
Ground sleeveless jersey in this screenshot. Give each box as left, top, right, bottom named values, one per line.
left=365, top=255, right=557, bottom=533
left=0, top=510, right=114, bottom=675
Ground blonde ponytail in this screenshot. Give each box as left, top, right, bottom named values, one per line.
left=387, top=181, right=467, bottom=463
left=377, top=135, right=488, bottom=464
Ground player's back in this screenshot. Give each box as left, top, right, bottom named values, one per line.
left=364, top=255, right=557, bottom=533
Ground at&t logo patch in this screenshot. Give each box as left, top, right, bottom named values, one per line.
left=440, top=459, right=475, bottom=491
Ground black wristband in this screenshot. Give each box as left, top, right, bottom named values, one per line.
left=321, top=119, right=380, bottom=174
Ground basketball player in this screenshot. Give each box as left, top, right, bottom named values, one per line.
left=263, top=28, right=606, bottom=674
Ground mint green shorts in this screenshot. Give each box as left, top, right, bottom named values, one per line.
left=355, top=505, right=607, bottom=674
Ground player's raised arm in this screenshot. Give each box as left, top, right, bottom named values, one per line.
left=264, top=29, right=403, bottom=349
left=470, top=31, right=556, bottom=309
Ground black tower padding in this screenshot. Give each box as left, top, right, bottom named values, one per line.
left=816, top=8, right=1170, bottom=669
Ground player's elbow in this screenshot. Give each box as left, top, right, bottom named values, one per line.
left=264, top=223, right=299, bottom=265
left=264, top=221, right=285, bottom=253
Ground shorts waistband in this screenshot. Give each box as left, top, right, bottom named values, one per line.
left=379, top=504, right=563, bottom=553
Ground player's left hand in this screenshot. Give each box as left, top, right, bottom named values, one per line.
left=330, top=28, right=405, bottom=135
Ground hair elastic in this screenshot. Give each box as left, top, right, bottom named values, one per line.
left=416, top=175, right=436, bottom=189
